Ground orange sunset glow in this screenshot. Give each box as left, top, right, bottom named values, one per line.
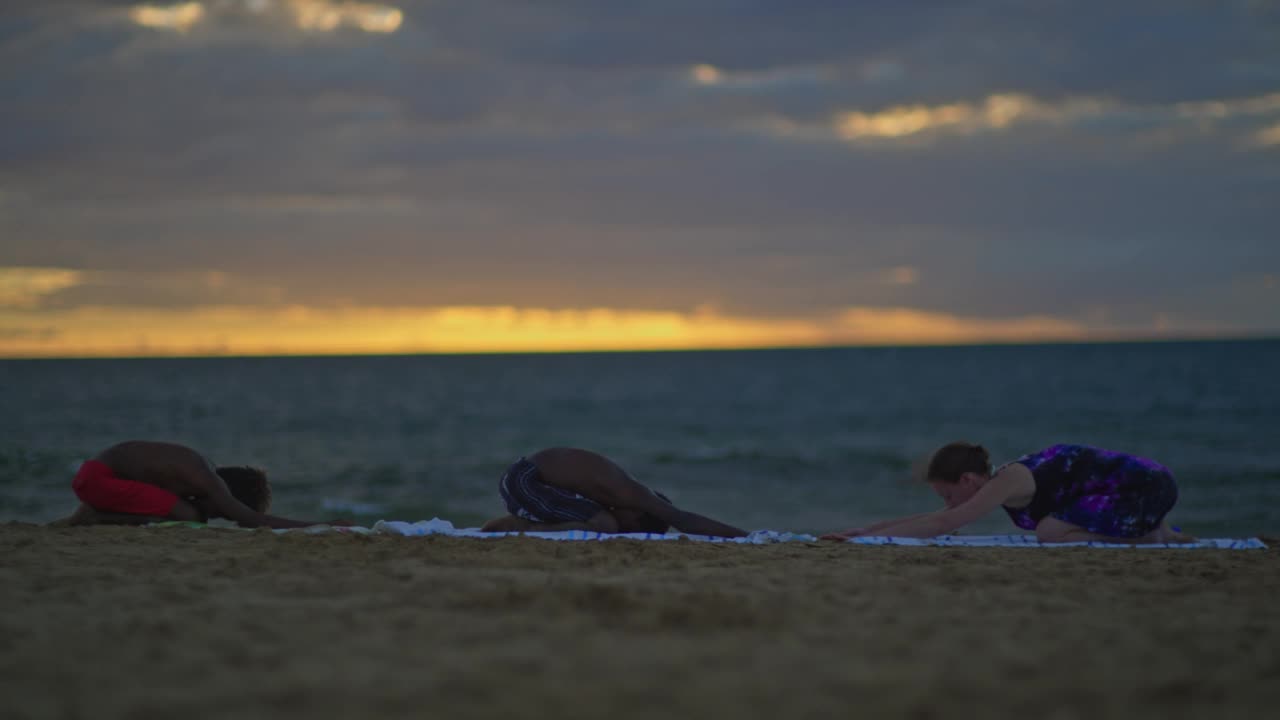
left=0, top=262, right=1256, bottom=358
left=1, top=302, right=1096, bottom=358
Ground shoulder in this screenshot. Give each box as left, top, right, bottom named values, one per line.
left=529, top=446, right=598, bottom=467
left=991, top=462, right=1034, bottom=493
left=98, top=440, right=198, bottom=456
left=531, top=447, right=624, bottom=478
left=106, top=441, right=212, bottom=475
left=94, top=440, right=157, bottom=465
left=1011, top=444, right=1079, bottom=469
left=528, top=447, right=614, bottom=492
left=988, top=463, right=1037, bottom=506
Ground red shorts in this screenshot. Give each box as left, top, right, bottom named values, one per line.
left=72, top=460, right=181, bottom=517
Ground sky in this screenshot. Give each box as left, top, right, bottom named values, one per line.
left=1, top=0, right=1278, bottom=357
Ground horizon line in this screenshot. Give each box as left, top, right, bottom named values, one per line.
left=2, top=333, right=1276, bottom=361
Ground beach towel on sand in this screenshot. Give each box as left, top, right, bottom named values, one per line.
left=252, top=518, right=1265, bottom=548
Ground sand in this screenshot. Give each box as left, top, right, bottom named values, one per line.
left=1, top=524, right=1278, bottom=720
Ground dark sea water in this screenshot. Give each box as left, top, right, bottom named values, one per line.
left=2, top=340, right=1278, bottom=536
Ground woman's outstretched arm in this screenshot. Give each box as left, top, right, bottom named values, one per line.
left=822, top=469, right=1025, bottom=540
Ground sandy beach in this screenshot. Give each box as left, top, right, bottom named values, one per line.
left=1, top=524, right=1277, bottom=720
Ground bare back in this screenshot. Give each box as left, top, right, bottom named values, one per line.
left=94, top=440, right=218, bottom=497
left=528, top=447, right=639, bottom=498
left=527, top=447, right=747, bottom=537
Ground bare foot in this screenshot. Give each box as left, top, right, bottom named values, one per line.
left=1161, top=527, right=1197, bottom=543
left=1150, top=522, right=1197, bottom=544
left=60, top=504, right=103, bottom=527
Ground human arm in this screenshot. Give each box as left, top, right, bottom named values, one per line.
left=572, top=479, right=746, bottom=537
left=845, top=471, right=1024, bottom=539
left=819, top=512, right=939, bottom=541
left=205, top=488, right=329, bottom=528
left=189, top=470, right=330, bottom=529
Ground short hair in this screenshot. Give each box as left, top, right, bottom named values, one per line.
left=926, top=442, right=991, bottom=484
left=216, top=466, right=272, bottom=512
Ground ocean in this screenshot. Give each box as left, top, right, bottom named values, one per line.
left=2, top=340, right=1278, bottom=536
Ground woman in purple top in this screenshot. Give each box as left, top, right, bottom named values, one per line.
left=822, top=442, right=1192, bottom=543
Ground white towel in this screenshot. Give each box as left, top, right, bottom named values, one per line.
left=844, top=534, right=1267, bottom=549
left=290, top=518, right=1267, bottom=548
left=367, top=518, right=809, bottom=544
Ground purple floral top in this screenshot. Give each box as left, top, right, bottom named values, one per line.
left=1000, top=444, right=1178, bottom=537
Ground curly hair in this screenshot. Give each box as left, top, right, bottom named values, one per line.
left=925, top=442, right=991, bottom=484
left=216, top=465, right=272, bottom=512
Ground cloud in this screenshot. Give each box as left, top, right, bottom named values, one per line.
left=770, top=91, right=1280, bottom=145
left=0, top=326, right=60, bottom=342
left=832, top=307, right=1085, bottom=344
left=125, top=0, right=404, bottom=34
left=129, top=2, right=205, bottom=32
left=881, top=266, right=919, bottom=286
left=832, top=94, right=1098, bottom=140
left=0, top=268, right=84, bottom=309
left=288, top=0, right=403, bottom=33
left=0, top=1, right=1277, bottom=348
left=686, top=63, right=830, bottom=92
left=1255, top=122, right=1280, bottom=147
left=0, top=266, right=285, bottom=310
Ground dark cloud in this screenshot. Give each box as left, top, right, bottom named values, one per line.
left=1, top=0, right=1278, bottom=335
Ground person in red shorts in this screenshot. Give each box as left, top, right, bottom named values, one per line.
left=57, top=440, right=340, bottom=529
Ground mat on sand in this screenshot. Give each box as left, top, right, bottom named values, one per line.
left=257, top=518, right=1265, bottom=548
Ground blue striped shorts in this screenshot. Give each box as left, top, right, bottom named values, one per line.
left=498, top=457, right=604, bottom=523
